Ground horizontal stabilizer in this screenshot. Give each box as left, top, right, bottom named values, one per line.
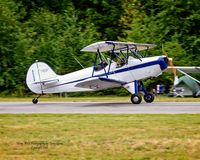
left=33, top=78, right=59, bottom=85
left=75, top=77, right=126, bottom=90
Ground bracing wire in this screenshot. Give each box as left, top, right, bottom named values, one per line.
left=69, top=52, right=85, bottom=69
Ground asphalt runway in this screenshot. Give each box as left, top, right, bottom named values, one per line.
left=0, top=102, right=200, bottom=114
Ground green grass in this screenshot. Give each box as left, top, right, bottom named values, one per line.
left=0, top=95, right=200, bottom=102
left=0, top=114, right=200, bottom=159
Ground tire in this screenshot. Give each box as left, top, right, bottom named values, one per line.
left=32, top=98, right=38, bottom=104
left=131, top=94, right=142, bottom=104
left=144, top=93, right=154, bottom=103
left=193, top=93, right=198, bottom=98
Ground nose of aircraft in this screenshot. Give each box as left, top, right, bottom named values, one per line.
left=158, top=56, right=168, bottom=71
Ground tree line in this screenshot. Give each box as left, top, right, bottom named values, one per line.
left=0, top=0, right=199, bottom=96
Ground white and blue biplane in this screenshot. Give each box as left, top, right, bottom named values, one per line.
left=26, top=41, right=200, bottom=104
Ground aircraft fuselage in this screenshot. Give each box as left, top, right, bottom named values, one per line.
left=26, top=56, right=168, bottom=94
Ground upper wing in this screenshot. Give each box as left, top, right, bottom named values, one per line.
left=167, top=66, right=200, bottom=73
left=75, top=77, right=126, bottom=90
left=81, top=41, right=157, bottom=52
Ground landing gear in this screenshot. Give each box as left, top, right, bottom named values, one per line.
left=144, top=93, right=154, bottom=103
left=32, top=98, right=38, bottom=104
left=32, top=95, right=41, bottom=104
left=131, top=94, right=142, bottom=104
left=130, top=81, right=155, bottom=104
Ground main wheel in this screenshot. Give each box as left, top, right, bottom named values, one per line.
left=32, top=98, right=38, bottom=104
left=144, top=93, right=154, bottom=103
left=131, top=94, right=142, bottom=104
left=193, top=92, right=198, bottom=98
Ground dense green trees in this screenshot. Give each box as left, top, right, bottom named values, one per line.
left=124, top=0, right=200, bottom=89
left=72, top=0, right=125, bottom=40
left=0, top=0, right=97, bottom=95
left=0, top=0, right=199, bottom=96
left=125, top=0, right=200, bottom=65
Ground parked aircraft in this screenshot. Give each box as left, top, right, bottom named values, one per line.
left=26, top=41, right=200, bottom=104
left=167, top=66, right=200, bottom=97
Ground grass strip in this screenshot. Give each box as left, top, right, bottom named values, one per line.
left=0, top=96, right=200, bottom=102
left=0, top=114, right=200, bottom=159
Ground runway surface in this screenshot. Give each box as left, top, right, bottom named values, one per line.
left=0, top=102, right=200, bottom=114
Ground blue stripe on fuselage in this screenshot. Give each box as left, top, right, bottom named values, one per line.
left=46, top=58, right=168, bottom=89
left=104, top=58, right=167, bottom=76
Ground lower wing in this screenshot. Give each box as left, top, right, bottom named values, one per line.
left=75, top=77, right=126, bottom=90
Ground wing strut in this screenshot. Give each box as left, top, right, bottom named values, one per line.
left=97, top=49, right=108, bottom=78
left=130, top=48, right=142, bottom=61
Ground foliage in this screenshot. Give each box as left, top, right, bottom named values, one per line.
left=123, top=0, right=200, bottom=87
left=25, top=7, right=97, bottom=74
left=0, top=0, right=97, bottom=96
left=0, top=0, right=200, bottom=96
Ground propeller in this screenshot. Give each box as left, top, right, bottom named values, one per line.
left=162, top=45, right=179, bottom=86
left=162, top=45, right=200, bottom=87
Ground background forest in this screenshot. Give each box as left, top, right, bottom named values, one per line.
left=0, top=0, right=200, bottom=96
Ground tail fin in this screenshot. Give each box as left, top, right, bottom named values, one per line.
left=26, top=61, right=58, bottom=94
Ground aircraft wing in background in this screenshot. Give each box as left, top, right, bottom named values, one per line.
left=167, top=66, right=200, bottom=84
left=168, top=66, right=200, bottom=73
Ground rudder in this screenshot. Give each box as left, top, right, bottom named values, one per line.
left=26, top=61, right=58, bottom=94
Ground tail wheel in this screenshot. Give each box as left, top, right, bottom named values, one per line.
left=131, top=94, right=142, bottom=104
left=32, top=98, right=38, bottom=104
left=144, top=93, right=154, bottom=103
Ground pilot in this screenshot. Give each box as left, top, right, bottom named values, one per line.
left=94, top=60, right=108, bottom=71
left=101, top=60, right=108, bottom=68
left=116, top=58, right=125, bottom=68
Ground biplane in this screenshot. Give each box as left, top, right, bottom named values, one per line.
left=26, top=41, right=200, bottom=104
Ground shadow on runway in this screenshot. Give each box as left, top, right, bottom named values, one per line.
left=35, top=102, right=132, bottom=108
